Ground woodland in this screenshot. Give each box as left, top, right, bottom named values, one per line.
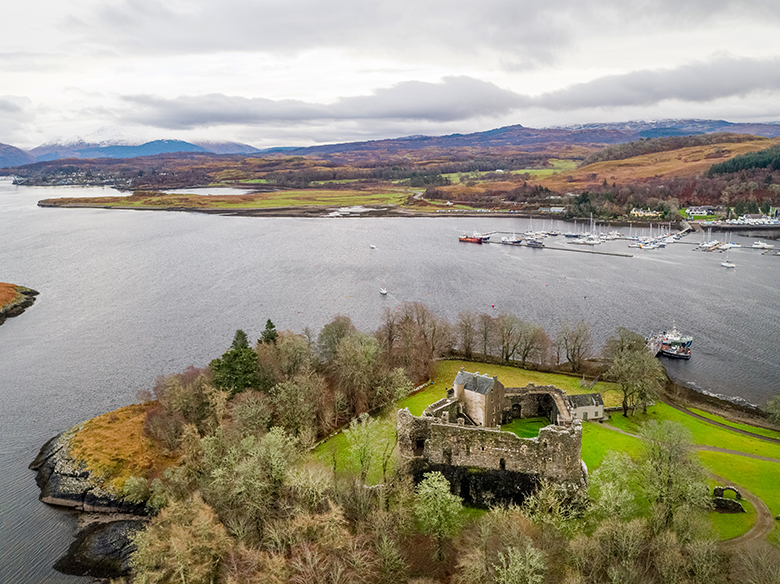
left=65, top=303, right=780, bottom=584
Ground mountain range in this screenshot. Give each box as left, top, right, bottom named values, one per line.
left=3, top=119, right=780, bottom=168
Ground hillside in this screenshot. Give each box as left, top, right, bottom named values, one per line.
left=539, top=137, right=779, bottom=191
left=0, top=143, right=35, bottom=168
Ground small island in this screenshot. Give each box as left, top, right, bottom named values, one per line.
left=0, top=282, right=38, bottom=326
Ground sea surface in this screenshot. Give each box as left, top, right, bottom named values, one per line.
left=1, top=180, right=779, bottom=582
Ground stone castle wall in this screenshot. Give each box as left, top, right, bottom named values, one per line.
left=397, top=407, right=584, bottom=486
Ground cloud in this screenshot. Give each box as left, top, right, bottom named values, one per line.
left=119, top=76, right=527, bottom=129
left=71, top=0, right=780, bottom=72
left=118, top=57, right=780, bottom=133
left=535, top=56, right=780, bottom=110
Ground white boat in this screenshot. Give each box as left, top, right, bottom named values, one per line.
left=380, top=287, right=388, bottom=295
left=720, top=260, right=736, bottom=268
left=752, top=241, right=775, bottom=249
left=370, top=244, right=376, bottom=249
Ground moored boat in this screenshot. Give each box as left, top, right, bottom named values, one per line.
left=647, top=325, right=693, bottom=359
left=459, top=235, right=483, bottom=244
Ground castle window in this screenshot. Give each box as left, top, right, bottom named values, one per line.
left=414, top=438, right=425, bottom=456
left=500, top=458, right=506, bottom=470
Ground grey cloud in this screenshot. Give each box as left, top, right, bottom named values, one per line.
left=536, top=57, right=780, bottom=110
left=118, top=57, right=780, bottom=132
left=73, top=0, right=780, bottom=68
left=120, top=77, right=527, bottom=129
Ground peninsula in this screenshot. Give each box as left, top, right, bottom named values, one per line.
left=0, top=282, right=38, bottom=326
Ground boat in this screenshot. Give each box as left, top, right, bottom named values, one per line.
left=720, top=260, right=736, bottom=269
left=648, top=325, right=693, bottom=359
left=501, top=233, right=523, bottom=245
left=752, top=241, right=775, bottom=249
left=380, top=287, right=388, bottom=295
left=525, top=238, right=545, bottom=248
left=459, top=235, right=482, bottom=244
left=370, top=244, right=376, bottom=249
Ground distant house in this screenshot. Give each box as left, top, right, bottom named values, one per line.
left=686, top=205, right=716, bottom=216
left=539, top=206, right=566, bottom=213
left=453, top=370, right=505, bottom=427
left=630, top=208, right=661, bottom=218
left=565, top=393, right=604, bottom=421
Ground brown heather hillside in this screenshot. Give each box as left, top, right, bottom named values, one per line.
left=0, top=282, right=20, bottom=307
left=539, top=137, right=780, bottom=191
left=69, top=402, right=180, bottom=492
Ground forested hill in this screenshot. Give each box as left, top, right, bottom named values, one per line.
left=707, top=145, right=780, bottom=175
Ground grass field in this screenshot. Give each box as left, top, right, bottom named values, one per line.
left=433, top=360, right=624, bottom=407
left=688, top=407, right=780, bottom=440
left=539, top=138, right=779, bottom=192
left=40, top=187, right=412, bottom=210
left=580, top=422, right=643, bottom=470
left=502, top=417, right=549, bottom=438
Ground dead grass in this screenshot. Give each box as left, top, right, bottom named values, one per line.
left=69, top=402, right=180, bottom=492
left=0, top=282, right=21, bottom=308
left=539, top=138, right=779, bottom=191
left=39, top=186, right=412, bottom=210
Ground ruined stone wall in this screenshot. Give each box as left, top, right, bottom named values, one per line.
left=502, top=384, right=572, bottom=425
left=397, top=408, right=584, bottom=486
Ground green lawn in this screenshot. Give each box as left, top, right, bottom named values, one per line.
left=580, top=422, right=643, bottom=471
left=606, top=403, right=780, bottom=460
left=502, top=417, right=549, bottom=438
left=698, top=451, right=780, bottom=522
left=689, top=408, right=780, bottom=440
left=706, top=478, right=757, bottom=541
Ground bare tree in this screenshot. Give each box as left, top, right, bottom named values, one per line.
left=557, top=320, right=591, bottom=373
left=516, top=322, right=549, bottom=368
left=495, top=312, right=522, bottom=362
left=456, top=311, right=477, bottom=359
left=478, top=312, right=495, bottom=359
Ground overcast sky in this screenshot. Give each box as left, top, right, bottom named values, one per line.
left=4, top=0, right=780, bottom=149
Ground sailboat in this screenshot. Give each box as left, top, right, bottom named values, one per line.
left=720, top=249, right=736, bottom=268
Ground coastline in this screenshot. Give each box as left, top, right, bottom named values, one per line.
left=0, top=283, right=38, bottom=326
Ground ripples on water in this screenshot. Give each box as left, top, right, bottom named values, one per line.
left=1, top=181, right=779, bottom=581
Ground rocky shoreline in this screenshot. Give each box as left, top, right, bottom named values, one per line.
left=0, top=285, right=38, bottom=326
left=29, top=426, right=149, bottom=579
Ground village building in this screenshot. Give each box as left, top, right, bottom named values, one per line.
left=630, top=207, right=661, bottom=218
left=565, top=393, right=604, bottom=421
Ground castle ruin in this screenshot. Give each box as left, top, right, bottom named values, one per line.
left=397, top=369, right=589, bottom=507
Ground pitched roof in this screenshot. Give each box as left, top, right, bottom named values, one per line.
left=566, top=393, right=604, bottom=408
left=455, top=370, right=497, bottom=395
